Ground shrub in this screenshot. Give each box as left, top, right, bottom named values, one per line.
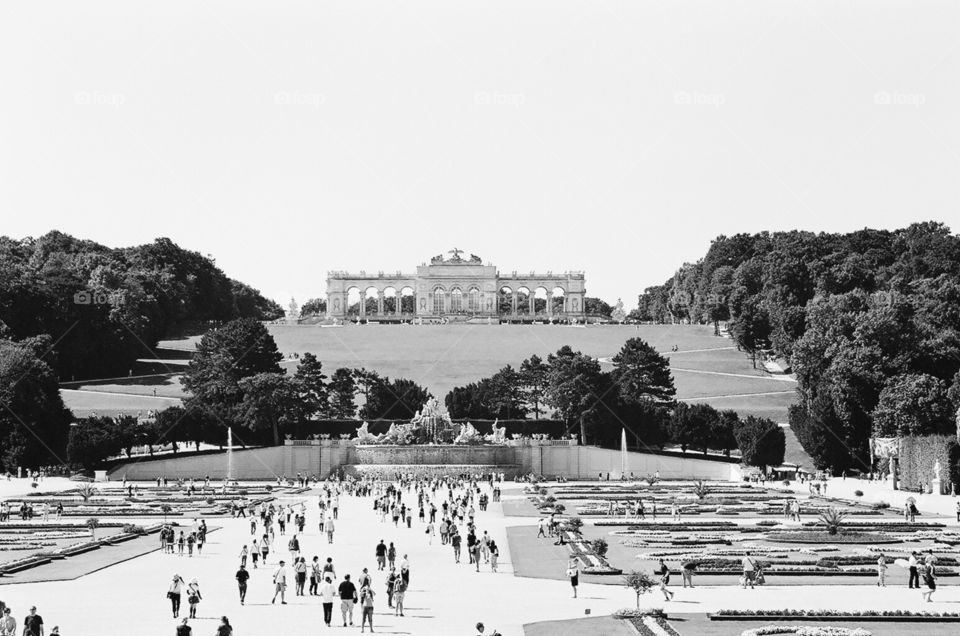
left=554, top=504, right=566, bottom=514
left=854, top=490, right=863, bottom=498
left=645, top=474, right=659, bottom=487
left=565, top=517, right=584, bottom=533
left=539, top=487, right=548, bottom=496
left=78, top=483, right=97, bottom=502
left=693, top=481, right=709, bottom=500
left=122, top=524, right=146, bottom=535
left=206, top=498, right=215, bottom=505
left=590, top=538, right=609, bottom=558
left=265, top=485, right=273, bottom=492
left=872, top=501, right=890, bottom=510
left=783, top=480, right=791, bottom=486
left=817, top=508, right=847, bottom=535
left=544, top=495, right=556, bottom=504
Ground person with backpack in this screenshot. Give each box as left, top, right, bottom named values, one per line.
left=741, top=552, right=757, bottom=589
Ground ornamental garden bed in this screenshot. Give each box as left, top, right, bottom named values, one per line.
left=710, top=610, right=960, bottom=622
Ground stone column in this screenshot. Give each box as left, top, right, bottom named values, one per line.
left=529, top=295, right=535, bottom=315
left=546, top=292, right=553, bottom=317
left=377, top=291, right=384, bottom=315
left=359, top=290, right=366, bottom=317
left=396, top=294, right=402, bottom=316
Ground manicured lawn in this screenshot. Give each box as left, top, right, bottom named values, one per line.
left=525, top=615, right=636, bottom=636
left=65, top=324, right=800, bottom=428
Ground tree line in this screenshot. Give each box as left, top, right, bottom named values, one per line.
left=636, top=222, right=960, bottom=472
left=0, top=231, right=283, bottom=381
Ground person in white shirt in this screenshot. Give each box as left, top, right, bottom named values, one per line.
left=319, top=576, right=336, bottom=626
left=272, top=560, right=289, bottom=604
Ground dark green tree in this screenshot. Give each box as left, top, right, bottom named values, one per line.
left=328, top=368, right=357, bottom=419
left=237, top=372, right=301, bottom=445
left=520, top=354, right=550, bottom=419
left=734, top=416, right=785, bottom=469
left=294, top=353, right=328, bottom=419
left=611, top=338, right=676, bottom=404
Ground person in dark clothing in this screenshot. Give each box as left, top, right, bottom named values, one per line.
left=235, top=564, right=249, bottom=604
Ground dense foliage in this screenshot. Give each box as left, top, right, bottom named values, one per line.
left=0, top=232, right=282, bottom=380
left=0, top=336, right=72, bottom=472
left=638, top=222, right=960, bottom=471
left=444, top=339, right=782, bottom=467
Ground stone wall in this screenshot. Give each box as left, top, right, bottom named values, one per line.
left=353, top=445, right=517, bottom=466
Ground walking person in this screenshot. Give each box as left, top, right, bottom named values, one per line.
left=21, top=607, right=43, bottom=636
left=657, top=559, right=674, bottom=600
left=326, top=515, right=335, bottom=544
left=386, top=568, right=397, bottom=608
left=187, top=579, right=202, bottom=619
left=175, top=618, right=191, bottom=636
left=294, top=557, right=308, bottom=596
left=168, top=574, right=185, bottom=618
left=567, top=558, right=579, bottom=598
left=393, top=576, right=407, bottom=616
left=400, top=555, right=410, bottom=587
left=272, top=560, right=289, bottom=604
left=359, top=582, right=376, bottom=633
left=319, top=576, right=336, bottom=627
left=681, top=560, right=695, bottom=588
left=338, top=574, right=358, bottom=626
left=921, top=561, right=937, bottom=602
left=235, top=564, right=249, bottom=605
left=489, top=540, right=499, bottom=572
left=376, top=540, right=387, bottom=571
left=741, top=552, right=757, bottom=589
left=238, top=545, right=248, bottom=568
left=215, top=617, right=233, bottom=636
left=387, top=542, right=397, bottom=569
left=260, top=534, right=270, bottom=565
left=908, top=552, right=920, bottom=589
left=877, top=553, right=887, bottom=587
left=0, top=607, right=15, bottom=636
left=309, top=556, right=321, bottom=596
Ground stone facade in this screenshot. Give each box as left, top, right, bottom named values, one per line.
left=325, top=249, right=586, bottom=319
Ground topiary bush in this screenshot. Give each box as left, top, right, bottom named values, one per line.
left=590, top=537, right=609, bottom=558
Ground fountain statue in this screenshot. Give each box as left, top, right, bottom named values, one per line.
left=485, top=419, right=507, bottom=444
left=354, top=421, right=379, bottom=444
left=454, top=421, right=482, bottom=445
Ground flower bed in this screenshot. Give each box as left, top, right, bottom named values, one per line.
left=766, top=531, right=897, bottom=544
left=740, top=627, right=871, bottom=636
left=713, top=609, right=960, bottom=622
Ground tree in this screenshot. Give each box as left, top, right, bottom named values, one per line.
left=871, top=373, right=954, bottom=437
left=445, top=381, right=497, bottom=420
left=0, top=336, right=72, bottom=471
left=299, top=297, right=327, bottom=317
left=360, top=376, right=432, bottom=420
left=667, top=403, right=716, bottom=454
left=623, top=571, right=656, bottom=608
left=181, top=318, right=283, bottom=429
left=584, top=297, right=613, bottom=317
left=734, top=416, right=785, bottom=469
left=546, top=347, right=608, bottom=444
left=708, top=409, right=740, bottom=457
left=485, top=365, right=529, bottom=419
left=519, top=355, right=550, bottom=419
left=294, top=353, right=328, bottom=419
left=237, top=372, right=301, bottom=445
left=328, top=368, right=357, bottom=418
left=610, top=338, right=676, bottom=405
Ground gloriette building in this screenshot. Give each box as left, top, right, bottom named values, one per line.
left=325, top=248, right=586, bottom=320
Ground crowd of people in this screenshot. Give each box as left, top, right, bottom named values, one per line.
left=157, top=472, right=505, bottom=634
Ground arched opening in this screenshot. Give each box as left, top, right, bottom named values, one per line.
left=450, top=287, right=463, bottom=313
left=498, top=286, right=514, bottom=316
left=364, top=286, right=380, bottom=315
left=433, top=286, right=446, bottom=314
left=516, top=286, right=531, bottom=315
left=399, top=286, right=415, bottom=315
left=346, top=287, right=362, bottom=316
left=534, top=286, right=549, bottom=316
left=382, top=286, right=398, bottom=315
left=468, top=287, right=481, bottom=313
left=551, top=286, right=566, bottom=315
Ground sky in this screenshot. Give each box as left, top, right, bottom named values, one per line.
left=1, top=0, right=958, bottom=306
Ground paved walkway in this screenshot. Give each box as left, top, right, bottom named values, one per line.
left=1, top=480, right=960, bottom=635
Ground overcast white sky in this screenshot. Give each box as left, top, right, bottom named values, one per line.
left=1, top=0, right=958, bottom=305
